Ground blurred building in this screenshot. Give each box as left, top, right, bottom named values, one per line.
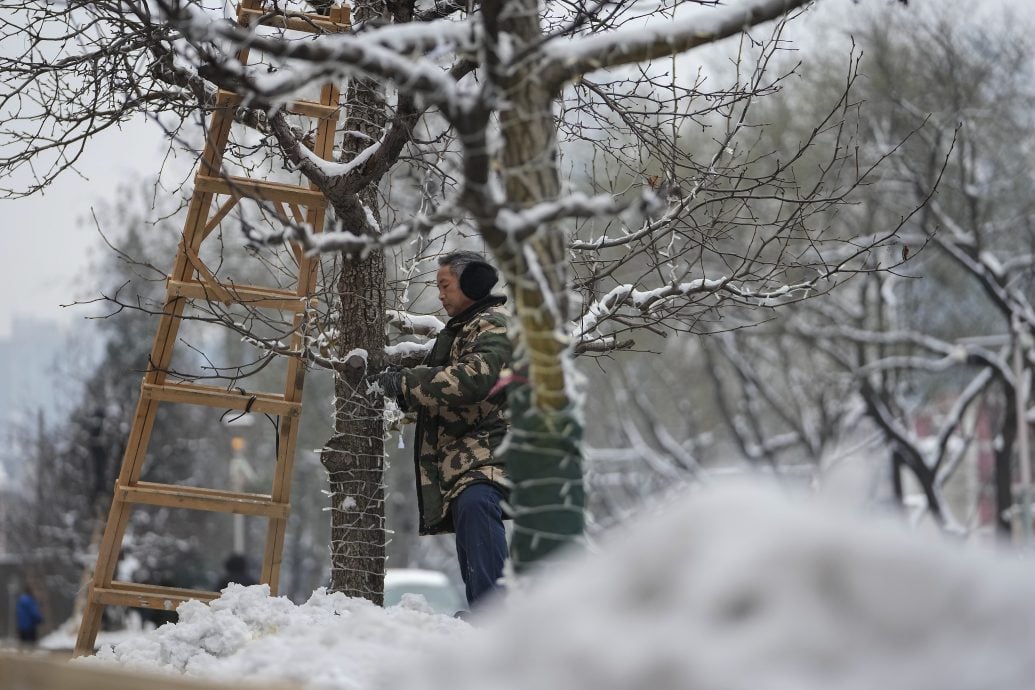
left=0, top=460, right=21, bottom=640
left=0, top=316, right=71, bottom=428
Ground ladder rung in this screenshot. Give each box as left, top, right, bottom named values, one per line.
left=236, top=6, right=350, bottom=33
left=216, top=90, right=341, bottom=120
left=195, top=175, right=327, bottom=208
left=92, top=581, right=220, bottom=610
left=141, top=382, right=302, bottom=417
left=118, top=482, right=291, bottom=518
left=286, top=99, right=341, bottom=120
left=169, top=279, right=311, bottom=312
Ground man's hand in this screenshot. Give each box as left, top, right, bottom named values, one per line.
left=367, top=365, right=404, bottom=398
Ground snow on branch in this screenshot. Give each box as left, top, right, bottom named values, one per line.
left=244, top=203, right=461, bottom=257
left=569, top=187, right=695, bottom=252
left=541, top=0, right=809, bottom=87
left=385, top=340, right=433, bottom=360
left=573, top=278, right=727, bottom=341
left=386, top=310, right=444, bottom=337
left=382, top=313, right=441, bottom=366
left=296, top=135, right=381, bottom=179
left=572, top=274, right=826, bottom=351
left=856, top=354, right=978, bottom=376
left=314, top=320, right=433, bottom=367
left=167, top=2, right=472, bottom=110
left=925, top=203, right=1035, bottom=327
left=573, top=335, right=635, bottom=354
left=496, top=189, right=661, bottom=240
left=857, top=379, right=960, bottom=531
left=999, top=253, right=1035, bottom=276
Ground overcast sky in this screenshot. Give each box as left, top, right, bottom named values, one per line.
left=0, top=116, right=168, bottom=338
left=0, top=0, right=1031, bottom=340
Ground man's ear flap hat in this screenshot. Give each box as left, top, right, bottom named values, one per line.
left=459, top=261, right=499, bottom=300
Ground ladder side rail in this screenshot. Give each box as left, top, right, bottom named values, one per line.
left=75, top=0, right=349, bottom=653
left=74, top=71, right=250, bottom=660
left=262, top=80, right=341, bottom=590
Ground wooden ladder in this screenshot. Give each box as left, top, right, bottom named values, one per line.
left=74, top=0, right=350, bottom=656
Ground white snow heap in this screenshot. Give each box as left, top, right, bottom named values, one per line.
left=389, top=482, right=1035, bottom=690
left=86, top=585, right=472, bottom=686
left=83, top=483, right=1035, bottom=690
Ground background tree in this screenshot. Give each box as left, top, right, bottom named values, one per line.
left=5, top=189, right=223, bottom=626
left=703, top=1, right=1035, bottom=537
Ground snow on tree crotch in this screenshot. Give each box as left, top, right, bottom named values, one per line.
left=343, top=348, right=368, bottom=369
left=341, top=496, right=358, bottom=511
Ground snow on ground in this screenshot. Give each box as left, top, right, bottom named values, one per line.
left=85, top=589, right=470, bottom=689
left=84, top=482, right=1035, bottom=690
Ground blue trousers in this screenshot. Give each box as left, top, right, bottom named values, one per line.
left=452, top=483, right=508, bottom=607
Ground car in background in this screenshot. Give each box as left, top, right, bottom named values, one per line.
left=384, top=568, right=465, bottom=616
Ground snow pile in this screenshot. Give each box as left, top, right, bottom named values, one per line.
left=87, top=586, right=472, bottom=689
left=89, top=483, right=1035, bottom=690
left=397, top=484, right=1035, bottom=690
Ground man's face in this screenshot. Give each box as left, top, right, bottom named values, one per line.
left=437, top=264, right=475, bottom=317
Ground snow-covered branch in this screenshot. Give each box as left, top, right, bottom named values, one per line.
left=297, top=135, right=382, bottom=179
left=927, top=200, right=1035, bottom=329
left=572, top=276, right=813, bottom=352
left=496, top=189, right=661, bottom=240
left=573, top=279, right=727, bottom=341
left=168, top=3, right=473, bottom=112
left=386, top=310, right=444, bottom=337
left=243, top=201, right=462, bottom=256
left=541, top=0, right=808, bottom=87
left=573, top=335, right=635, bottom=355
left=933, top=368, right=995, bottom=484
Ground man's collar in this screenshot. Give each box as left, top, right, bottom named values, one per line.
left=446, top=294, right=507, bottom=328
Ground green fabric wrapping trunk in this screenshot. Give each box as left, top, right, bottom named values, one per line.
left=505, top=382, right=585, bottom=572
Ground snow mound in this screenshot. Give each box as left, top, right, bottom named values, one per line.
left=86, top=585, right=472, bottom=689
left=385, top=483, right=1035, bottom=690
left=87, top=483, right=1035, bottom=690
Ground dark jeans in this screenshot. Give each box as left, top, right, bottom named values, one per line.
left=452, top=482, right=508, bottom=607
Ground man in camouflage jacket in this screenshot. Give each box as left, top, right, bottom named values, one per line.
left=374, top=251, right=512, bottom=607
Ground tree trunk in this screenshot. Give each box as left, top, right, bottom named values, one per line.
left=320, top=0, right=390, bottom=598
left=322, top=249, right=387, bottom=602
left=890, top=449, right=904, bottom=505
left=995, top=385, right=1016, bottom=537
left=485, top=0, right=585, bottom=571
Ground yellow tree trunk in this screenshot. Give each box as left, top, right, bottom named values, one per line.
left=486, top=0, right=585, bottom=570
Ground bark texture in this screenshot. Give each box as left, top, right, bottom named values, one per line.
left=320, top=0, right=391, bottom=602
left=323, top=248, right=387, bottom=602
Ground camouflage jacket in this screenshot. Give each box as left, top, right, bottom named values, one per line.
left=400, top=295, right=512, bottom=535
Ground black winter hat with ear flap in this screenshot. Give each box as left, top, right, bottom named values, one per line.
left=459, top=261, right=499, bottom=300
